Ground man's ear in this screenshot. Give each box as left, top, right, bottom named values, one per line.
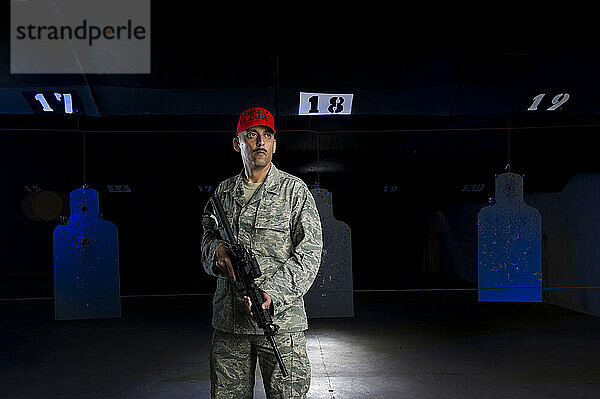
left=273, top=137, right=276, bottom=154
left=233, top=136, right=241, bottom=153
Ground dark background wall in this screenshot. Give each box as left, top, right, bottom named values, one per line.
left=0, top=118, right=596, bottom=299
left=1, top=12, right=600, bottom=301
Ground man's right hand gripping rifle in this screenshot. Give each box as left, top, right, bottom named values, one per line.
left=213, top=244, right=237, bottom=281
left=204, top=194, right=289, bottom=377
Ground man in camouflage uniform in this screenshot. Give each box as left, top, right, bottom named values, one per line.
left=201, top=107, right=323, bottom=398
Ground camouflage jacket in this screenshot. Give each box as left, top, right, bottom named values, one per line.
left=201, top=163, right=323, bottom=334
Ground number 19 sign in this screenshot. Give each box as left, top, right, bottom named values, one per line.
left=298, top=92, right=354, bottom=115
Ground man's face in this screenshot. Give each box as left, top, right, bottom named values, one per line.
left=233, top=125, right=276, bottom=169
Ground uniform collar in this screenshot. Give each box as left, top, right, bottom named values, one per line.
left=262, top=163, right=281, bottom=195
left=225, top=163, right=281, bottom=205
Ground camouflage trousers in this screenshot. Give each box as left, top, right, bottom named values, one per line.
left=209, top=329, right=311, bottom=399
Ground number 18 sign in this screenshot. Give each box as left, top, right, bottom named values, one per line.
left=298, top=92, right=354, bottom=115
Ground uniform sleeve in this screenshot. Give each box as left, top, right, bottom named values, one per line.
left=201, top=188, right=229, bottom=277
left=259, top=183, right=323, bottom=316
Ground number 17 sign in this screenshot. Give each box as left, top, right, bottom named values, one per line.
left=298, top=92, right=354, bottom=115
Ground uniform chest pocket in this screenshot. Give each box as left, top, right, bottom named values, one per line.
left=253, top=207, right=292, bottom=257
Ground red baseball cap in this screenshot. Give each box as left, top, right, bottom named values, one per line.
left=236, top=107, right=276, bottom=135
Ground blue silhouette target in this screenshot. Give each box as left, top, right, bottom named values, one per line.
left=53, top=185, right=121, bottom=320
left=477, top=173, right=542, bottom=302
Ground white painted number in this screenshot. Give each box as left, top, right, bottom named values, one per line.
left=24, top=185, right=42, bottom=192
left=462, top=184, right=485, bottom=192
left=33, top=93, right=74, bottom=114
left=58, top=93, right=74, bottom=114
left=527, top=93, right=570, bottom=111
left=107, top=185, right=131, bottom=193
left=548, top=93, right=570, bottom=111
left=34, top=93, right=54, bottom=112
left=527, top=94, right=545, bottom=111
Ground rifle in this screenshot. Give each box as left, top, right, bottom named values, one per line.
left=204, top=194, right=289, bottom=377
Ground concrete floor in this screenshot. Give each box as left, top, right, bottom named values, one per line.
left=1, top=291, right=600, bottom=398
